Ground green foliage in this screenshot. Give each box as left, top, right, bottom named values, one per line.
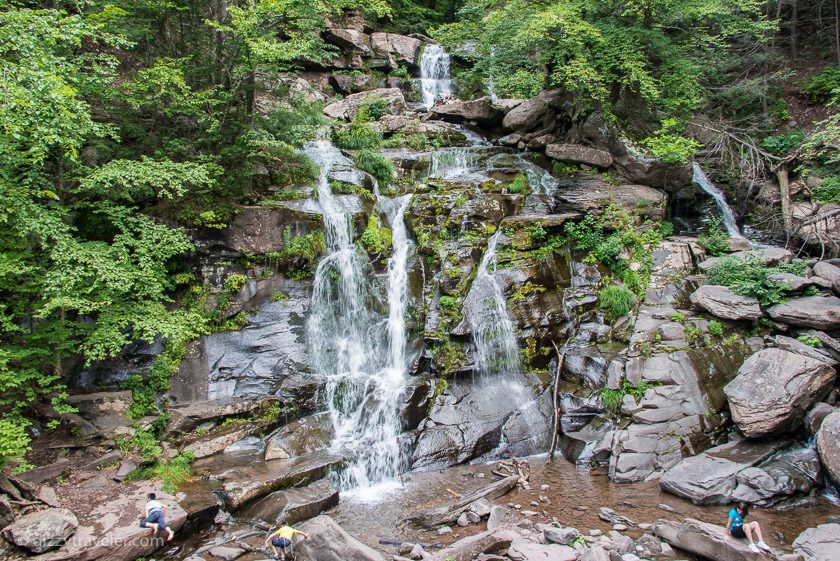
left=659, top=221, right=674, bottom=237
left=360, top=215, right=393, bottom=255
left=354, top=150, right=396, bottom=186
left=698, top=215, right=731, bottom=257
left=0, top=419, right=31, bottom=467
left=389, top=66, right=411, bottom=79
left=812, top=177, right=840, bottom=204
left=797, top=335, right=822, bottom=348
left=510, top=282, right=546, bottom=302
left=126, top=450, right=195, bottom=493
left=601, top=379, right=652, bottom=415
left=565, top=205, right=663, bottom=295
left=507, top=173, right=528, bottom=194
left=802, top=67, right=840, bottom=102
left=761, top=131, right=806, bottom=156
left=335, top=116, right=384, bottom=150
left=260, top=228, right=327, bottom=270
left=118, top=427, right=163, bottom=463
left=670, top=312, right=686, bottom=323
left=707, top=255, right=807, bottom=307
left=642, top=119, right=701, bottom=164
left=598, top=285, right=635, bottom=319
left=362, top=99, right=390, bottom=121
left=250, top=141, right=319, bottom=186
left=439, top=295, right=458, bottom=313
left=708, top=320, right=724, bottom=337
left=432, top=0, right=771, bottom=115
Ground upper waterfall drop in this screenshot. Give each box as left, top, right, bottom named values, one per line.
left=420, top=44, right=453, bottom=110
left=304, top=136, right=415, bottom=494
left=692, top=162, right=745, bottom=239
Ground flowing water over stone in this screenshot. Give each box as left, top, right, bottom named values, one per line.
left=428, top=147, right=483, bottom=180
left=420, top=44, right=453, bottom=110
left=304, top=140, right=414, bottom=493
left=465, top=231, right=520, bottom=378
left=692, top=161, right=745, bottom=239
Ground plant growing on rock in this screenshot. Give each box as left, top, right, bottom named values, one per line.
left=601, top=379, right=652, bottom=415
left=598, top=285, right=635, bottom=319
left=354, top=150, right=396, bottom=186
left=335, top=109, right=383, bottom=150
left=698, top=215, right=730, bottom=256
left=708, top=320, right=724, bottom=337
left=641, top=118, right=701, bottom=164
left=507, top=173, right=528, bottom=194
left=797, top=335, right=822, bottom=347
left=360, top=215, right=392, bottom=255
left=126, top=450, right=195, bottom=493
left=707, top=255, right=806, bottom=307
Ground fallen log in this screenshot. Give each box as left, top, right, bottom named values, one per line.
left=405, top=475, right=519, bottom=527
left=378, top=537, right=444, bottom=548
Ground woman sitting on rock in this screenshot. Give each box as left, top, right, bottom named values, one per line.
left=727, top=503, right=771, bottom=553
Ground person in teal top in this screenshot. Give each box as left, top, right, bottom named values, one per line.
left=727, top=503, right=771, bottom=554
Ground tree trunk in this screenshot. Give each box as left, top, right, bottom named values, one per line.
left=836, top=0, right=840, bottom=65
left=546, top=341, right=565, bottom=465
left=778, top=165, right=792, bottom=235
left=791, top=0, right=798, bottom=58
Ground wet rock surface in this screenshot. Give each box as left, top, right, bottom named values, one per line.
left=793, top=523, right=840, bottom=561
left=816, top=409, right=840, bottom=487
left=295, top=515, right=386, bottom=561
left=689, top=285, right=762, bottom=321
left=2, top=508, right=78, bottom=553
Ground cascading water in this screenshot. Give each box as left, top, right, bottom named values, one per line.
left=515, top=155, right=560, bottom=197
left=692, top=162, right=744, bottom=239
left=305, top=138, right=415, bottom=493
left=464, top=231, right=520, bottom=377
left=420, top=44, right=453, bottom=110
left=428, top=148, right=480, bottom=180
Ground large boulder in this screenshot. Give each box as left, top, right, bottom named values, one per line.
left=324, top=28, right=370, bottom=54
left=430, top=97, right=503, bottom=126
left=767, top=296, right=840, bottom=330
left=501, top=89, right=564, bottom=131
left=545, top=143, right=613, bottom=169
left=689, top=285, right=762, bottom=321
left=816, top=409, right=840, bottom=487
left=323, top=88, right=406, bottom=121
left=698, top=246, right=793, bottom=272
left=554, top=176, right=666, bottom=219
left=659, top=439, right=785, bottom=505
left=295, top=515, right=385, bottom=561
left=1, top=508, right=77, bottom=553
left=167, top=398, right=278, bottom=435
left=369, top=33, right=422, bottom=67
left=64, top=391, right=132, bottom=431
left=654, top=518, right=780, bottom=561
left=724, top=348, right=836, bottom=437
left=241, top=479, right=339, bottom=525
left=793, top=523, right=840, bottom=561
left=264, top=413, right=333, bottom=460
left=730, top=447, right=823, bottom=506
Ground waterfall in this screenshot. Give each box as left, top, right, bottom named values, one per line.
left=464, top=231, right=520, bottom=377
left=692, top=162, right=744, bottom=239
left=420, top=44, right=453, bottom=110
left=487, top=47, right=499, bottom=102
left=305, top=137, right=414, bottom=493
left=515, top=155, right=560, bottom=197
left=428, top=147, right=481, bottom=180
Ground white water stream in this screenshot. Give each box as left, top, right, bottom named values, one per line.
left=304, top=139, right=414, bottom=494
left=420, top=44, right=453, bottom=110
left=692, top=161, right=744, bottom=239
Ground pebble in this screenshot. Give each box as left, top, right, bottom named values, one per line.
left=513, top=504, right=522, bottom=510
left=614, top=524, right=628, bottom=531
left=539, top=495, right=550, bottom=503
left=437, top=526, right=452, bottom=535
left=638, top=522, right=653, bottom=530
left=540, top=484, right=550, bottom=491
left=574, top=505, right=589, bottom=511
left=476, top=472, right=486, bottom=478
left=589, top=529, right=602, bottom=537
left=657, top=503, right=676, bottom=513
left=521, top=510, right=539, bottom=517
left=621, top=554, right=641, bottom=561
left=467, top=511, right=481, bottom=524
left=529, top=501, right=540, bottom=507
left=457, top=513, right=469, bottom=527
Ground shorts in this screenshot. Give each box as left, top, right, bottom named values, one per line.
left=140, top=509, right=167, bottom=531
left=731, top=525, right=746, bottom=538
left=272, top=537, right=292, bottom=548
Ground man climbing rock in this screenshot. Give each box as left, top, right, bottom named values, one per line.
left=265, top=519, right=309, bottom=561
left=139, top=492, right=175, bottom=542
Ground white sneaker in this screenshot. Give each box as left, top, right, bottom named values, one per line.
left=748, top=543, right=760, bottom=553
left=757, top=541, right=771, bottom=551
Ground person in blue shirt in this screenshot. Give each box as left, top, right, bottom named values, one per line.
left=727, top=503, right=771, bottom=554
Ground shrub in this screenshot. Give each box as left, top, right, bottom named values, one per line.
left=812, top=176, right=840, bottom=204
left=698, top=215, right=730, bottom=256
left=389, top=66, right=410, bottom=79
left=670, top=312, right=686, bottom=323
left=707, top=255, right=806, bottom=307
left=708, top=320, right=724, bottom=336
left=598, top=285, right=635, bottom=319
left=362, top=99, right=389, bottom=120
left=0, top=419, right=30, bottom=467
left=802, top=66, right=840, bottom=102
left=761, top=130, right=806, bottom=156
left=601, top=379, right=651, bottom=414
left=354, top=150, right=396, bottom=186
left=335, top=120, right=383, bottom=150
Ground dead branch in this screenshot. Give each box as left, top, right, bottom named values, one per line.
left=546, top=341, right=565, bottom=465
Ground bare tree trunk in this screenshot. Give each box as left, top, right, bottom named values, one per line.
left=791, top=0, right=799, bottom=58
left=836, top=0, right=840, bottom=65
left=546, top=341, right=565, bottom=465
left=779, top=165, right=792, bottom=235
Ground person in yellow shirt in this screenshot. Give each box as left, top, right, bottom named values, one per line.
left=265, top=519, right=309, bottom=560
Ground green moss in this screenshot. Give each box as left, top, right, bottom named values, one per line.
left=331, top=179, right=375, bottom=201
left=598, top=285, right=635, bottom=319
left=506, top=173, right=528, bottom=194
left=360, top=214, right=392, bottom=254
left=510, top=281, right=545, bottom=302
